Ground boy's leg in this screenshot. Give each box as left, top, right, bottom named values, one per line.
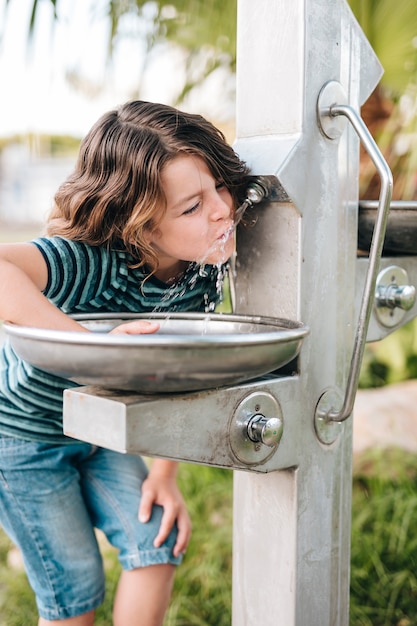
left=113, top=565, right=176, bottom=626
left=0, top=436, right=106, bottom=621
left=80, top=448, right=183, bottom=625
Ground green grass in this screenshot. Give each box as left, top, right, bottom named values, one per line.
left=2, top=456, right=417, bottom=625
left=164, top=465, right=233, bottom=626
left=350, top=449, right=417, bottom=626
left=360, top=318, right=417, bottom=388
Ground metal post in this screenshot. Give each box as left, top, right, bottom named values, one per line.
left=232, top=1, right=383, bottom=623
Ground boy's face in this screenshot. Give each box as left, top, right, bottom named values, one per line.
left=147, top=154, right=235, bottom=282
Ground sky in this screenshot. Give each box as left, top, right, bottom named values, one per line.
left=0, top=0, right=226, bottom=138
left=0, top=0, right=236, bottom=226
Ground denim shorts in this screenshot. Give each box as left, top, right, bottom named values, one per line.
left=0, top=434, right=182, bottom=621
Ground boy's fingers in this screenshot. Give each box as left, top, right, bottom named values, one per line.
left=173, top=519, right=191, bottom=557
left=153, top=506, right=176, bottom=548
left=111, top=321, right=160, bottom=335
left=138, top=491, right=153, bottom=523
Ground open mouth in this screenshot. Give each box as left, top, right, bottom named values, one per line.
left=218, top=225, right=235, bottom=243
left=197, top=226, right=235, bottom=266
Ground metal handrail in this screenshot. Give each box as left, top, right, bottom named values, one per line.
left=321, top=103, right=393, bottom=422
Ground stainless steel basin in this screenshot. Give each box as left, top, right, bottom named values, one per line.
left=4, top=312, right=308, bottom=393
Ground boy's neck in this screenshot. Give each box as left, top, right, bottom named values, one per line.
left=153, top=260, right=188, bottom=285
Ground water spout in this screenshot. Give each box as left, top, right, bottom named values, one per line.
left=234, top=178, right=272, bottom=225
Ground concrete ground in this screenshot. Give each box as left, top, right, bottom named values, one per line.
left=353, top=379, right=417, bottom=454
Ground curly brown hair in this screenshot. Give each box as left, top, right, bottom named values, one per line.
left=47, top=101, right=250, bottom=272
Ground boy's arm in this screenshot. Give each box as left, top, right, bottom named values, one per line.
left=0, top=242, right=159, bottom=334
left=0, top=242, right=86, bottom=330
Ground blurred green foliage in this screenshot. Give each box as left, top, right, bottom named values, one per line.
left=360, top=319, right=417, bottom=388
left=0, top=134, right=80, bottom=155
left=350, top=449, right=417, bottom=626
left=3, top=456, right=417, bottom=625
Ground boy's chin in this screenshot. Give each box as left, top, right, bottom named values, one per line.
left=202, top=241, right=235, bottom=266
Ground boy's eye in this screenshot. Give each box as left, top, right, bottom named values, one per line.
left=182, top=201, right=200, bottom=216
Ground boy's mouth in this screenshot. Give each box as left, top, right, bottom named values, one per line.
left=197, top=225, right=235, bottom=266
left=217, top=225, right=235, bottom=243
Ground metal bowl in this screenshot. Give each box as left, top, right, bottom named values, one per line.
left=4, top=312, right=308, bottom=393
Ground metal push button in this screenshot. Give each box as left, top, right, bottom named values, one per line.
left=375, top=265, right=416, bottom=327
left=229, top=391, right=283, bottom=466
left=247, top=414, right=283, bottom=447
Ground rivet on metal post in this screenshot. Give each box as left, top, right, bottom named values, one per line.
left=316, top=80, right=393, bottom=425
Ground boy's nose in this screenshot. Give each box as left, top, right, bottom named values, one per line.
left=210, top=195, right=232, bottom=221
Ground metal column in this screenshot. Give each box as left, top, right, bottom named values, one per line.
left=232, top=1, right=382, bottom=623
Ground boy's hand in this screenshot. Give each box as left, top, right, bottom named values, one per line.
left=110, top=320, right=160, bottom=335
left=139, top=467, right=191, bottom=558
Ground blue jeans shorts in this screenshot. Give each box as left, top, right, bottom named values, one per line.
left=0, top=435, right=182, bottom=621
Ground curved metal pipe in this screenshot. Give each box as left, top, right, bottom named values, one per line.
left=325, top=103, right=393, bottom=422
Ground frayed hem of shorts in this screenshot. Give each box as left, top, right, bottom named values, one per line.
left=37, top=588, right=105, bottom=621
left=121, top=546, right=183, bottom=570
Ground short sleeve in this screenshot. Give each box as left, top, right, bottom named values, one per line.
left=31, top=237, right=110, bottom=311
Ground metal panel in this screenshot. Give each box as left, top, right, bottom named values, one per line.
left=231, top=0, right=383, bottom=624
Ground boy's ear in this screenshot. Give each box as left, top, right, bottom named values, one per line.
left=142, top=228, right=153, bottom=244
left=143, top=227, right=160, bottom=244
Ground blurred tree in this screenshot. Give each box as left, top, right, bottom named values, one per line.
left=130, top=0, right=237, bottom=103
left=2, top=0, right=237, bottom=107
left=3, top=0, right=417, bottom=197
left=348, top=0, right=417, bottom=199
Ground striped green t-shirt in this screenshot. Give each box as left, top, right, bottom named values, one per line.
left=0, top=237, right=225, bottom=442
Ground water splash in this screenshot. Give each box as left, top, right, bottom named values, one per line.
left=151, top=262, right=227, bottom=314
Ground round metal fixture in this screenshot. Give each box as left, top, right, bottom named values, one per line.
left=317, top=81, right=348, bottom=140
left=314, top=389, right=345, bottom=445
left=246, top=180, right=270, bottom=205
left=375, top=266, right=416, bottom=327
left=229, top=392, right=283, bottom=466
